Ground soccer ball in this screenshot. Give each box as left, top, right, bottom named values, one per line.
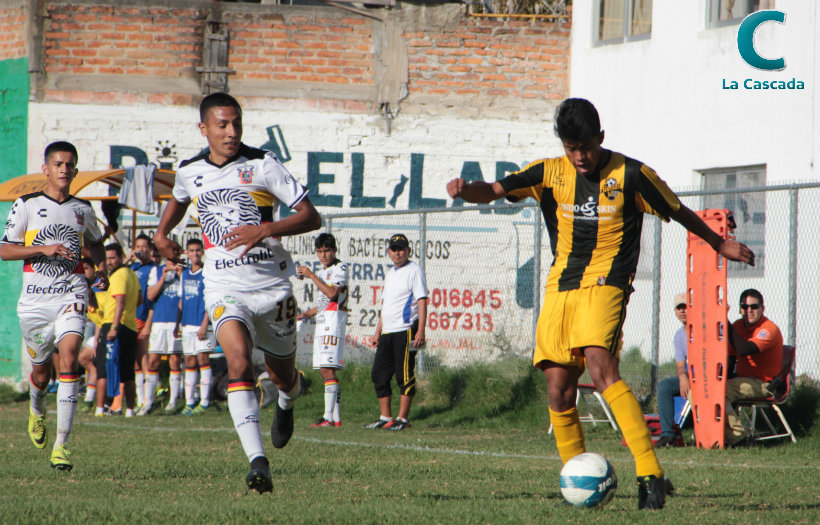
left=559, top=452, right=618, bottom=508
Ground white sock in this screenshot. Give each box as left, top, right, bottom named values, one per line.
left=55, top=374, right=79, bottom=447
left=169, top=370, right=182, bottom=406
left=228, top=385, right=265, bottom=462
left=144, top=370, right=158, bottom=408
left=29, top=375, right=47, bottom=418
left=135, top=371, right=145, bottom=406
left=277, top=372, right=302, bottom=411
left=324, top=379, right=339, bottom=422
left=333, top=383, right=341, bottom=423
left=199, top=365, right=212, bottom=406
left=184, top=367, right=199, bottom=406
left=84, top=384, right=96, bottom=403
left=125, top=408, right=134, bottom=417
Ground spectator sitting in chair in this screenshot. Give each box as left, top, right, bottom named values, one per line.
left=725, top=289, right=783, bottom=447
left=655, top=293, right=688, bottom=448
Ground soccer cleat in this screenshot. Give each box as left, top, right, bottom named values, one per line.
left=180, top=404, right=196, bottom=416
left=50, top=444, right=73, bottom=471
left=363, top=418, right=394, bottom=429
left=136, top=403, right=154, bottom=416
left=388, top=419, right=411, bottom=431
left=334, top=421, right=342, bottom=427
left=28, top=410, right=47, bottom=449
left=271, top=404, right=295, bottom=449
left=310, top=418, right=335, bottom=428
left=637, top=475, right=668, bottom=510
left=246, top=457, right=273, bottom=494
left=655, top=435, right=675, bottom=448
left=165, top=400, right=182, bottom=414
left=190, top=403, right=209, bottom=415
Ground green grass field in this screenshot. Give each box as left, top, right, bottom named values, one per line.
left=1, top=362, right=818, bottom=525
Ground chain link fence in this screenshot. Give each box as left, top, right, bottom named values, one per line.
left=283, top=183, right=819, bottom=400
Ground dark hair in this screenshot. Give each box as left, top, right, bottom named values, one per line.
left=44, top=141, right=78, bottom=164
left=105, top=242, right=124, bottom=258
left=739, top=288, right=764, bottom=306
left=135, top=233, right=152, bottom=244
left=553, top=98, right=601, bottom=142
left=186, top=238, right=204, bottom=248
left=200, top=92, right=242, bottom=123
left=81, top=256, right=95, bottom=266
left=314, top=233, right=337, bottom=251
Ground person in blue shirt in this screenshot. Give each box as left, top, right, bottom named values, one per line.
left=656, top=293, right=688, bottom=447
left=127, top=233, right=157, bottom=410
left=177, top=238, right=216, bottom=415
left=138, top=256, right=184, bottom=415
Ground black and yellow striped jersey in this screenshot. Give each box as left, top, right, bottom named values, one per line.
left=499, top=151, right=681, bottom=292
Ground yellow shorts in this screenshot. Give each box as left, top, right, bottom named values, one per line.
left=533, top=285, right=629, bottom=371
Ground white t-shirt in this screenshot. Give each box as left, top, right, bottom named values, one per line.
left=380, top=260, right=428, bottom=334
left=172, top=144, right=308, bottom=295
left=2, top=192, right=102, bottom=309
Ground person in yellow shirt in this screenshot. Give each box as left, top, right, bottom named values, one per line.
left=95, top=243, right=141, bottom=417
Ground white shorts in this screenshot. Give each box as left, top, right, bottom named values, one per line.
left=149, top=322, right=182, bottom=354
left=205, top=288, right=297, bottom=358
left=181, top=325, right=216, bottom=356
left=19, top=302, right=87, bottom=366
left=312, top=310, right=346, bottom=369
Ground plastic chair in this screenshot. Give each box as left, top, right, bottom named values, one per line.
left=548, top=383, right=619, bottom=434
left=735, top=345, right=797, bottom=443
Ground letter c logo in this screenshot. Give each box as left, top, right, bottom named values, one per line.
left=737, top=10, right=786, bottom=71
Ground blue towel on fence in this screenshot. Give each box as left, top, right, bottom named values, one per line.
left=105, top=338, right=121, bottom=397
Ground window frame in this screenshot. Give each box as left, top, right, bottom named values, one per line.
left=594, top=0, right=653, bottom=46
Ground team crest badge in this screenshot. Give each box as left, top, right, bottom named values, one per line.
left=28, top=347, right=36, bottom=359
left=74, top=209, right=85, bottom=226
left=213, top=306, right=226, bottom=320
left=238, top=166, right=254, bottom=184
left=602, top=178, right=622, bottom=201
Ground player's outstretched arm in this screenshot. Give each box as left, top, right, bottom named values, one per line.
left=224, top=197, right=321, bottom=258
left=0, top=242, right=71, bottom=261
left=670, top=204, right=755, bottom=266
left=154, top=198, right=190, bottom=262
left=446, top=179, right=507, bottom=204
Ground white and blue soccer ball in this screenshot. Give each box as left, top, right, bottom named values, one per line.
left=559, top=452, right=618, bottom=508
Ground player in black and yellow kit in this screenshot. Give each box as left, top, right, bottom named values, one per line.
left=447, top=98, right=755, bottom=510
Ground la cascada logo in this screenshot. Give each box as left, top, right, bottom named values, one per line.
left=723, top=9, right=805, bottom=91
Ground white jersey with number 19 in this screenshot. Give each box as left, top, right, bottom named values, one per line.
left=173, top=144, right=308, bottom=297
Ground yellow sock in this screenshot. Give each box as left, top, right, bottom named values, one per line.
left=602, top=380, right=663, bottom=478
left=549, top=406, right=586, bottom=464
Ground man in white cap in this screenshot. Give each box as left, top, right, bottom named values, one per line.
left=655, top=293, right=688, bottom=447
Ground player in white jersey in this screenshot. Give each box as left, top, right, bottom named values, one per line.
left=153, top=92, right=321, bottom=493
left=0, top=141, right=108, bottom=472
left=296, top=233, right=349, bottom=428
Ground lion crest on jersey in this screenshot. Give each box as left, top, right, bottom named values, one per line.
left=30, top=224, right=81, bottom=277
left=196, top=188, right=262, bottom=247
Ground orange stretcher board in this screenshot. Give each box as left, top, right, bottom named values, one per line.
left=686, top=209, right=734, bottom=449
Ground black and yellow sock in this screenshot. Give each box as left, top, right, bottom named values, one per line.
left=549, top=406, right=586, bottom=464
left=602, top=379, right=663, bottom=478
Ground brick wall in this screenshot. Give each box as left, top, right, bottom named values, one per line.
left=0, top=3, right=27, bottom=61
left=36, top=1, right=569, bottom=116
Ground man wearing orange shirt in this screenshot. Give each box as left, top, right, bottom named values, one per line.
left=726, top=289, right=783, bottom=447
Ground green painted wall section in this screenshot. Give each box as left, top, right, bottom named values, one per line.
left=0, top=57, right=28, bottom=381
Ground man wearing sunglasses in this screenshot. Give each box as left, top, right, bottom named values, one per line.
left=725, top=289, right=783, bottom=447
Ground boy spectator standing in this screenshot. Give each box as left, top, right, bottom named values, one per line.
left=365, top=233, right=428, bottom=431
left=178, top=238, right=216, bottom=415
left=0, top=141, right=108, bottom=470
left=128, top=234, right=157, bottom=409
left=140, top=258, right=184, bottom=414
left=296, top=233, right=349, bottom=427
left=95, top=243, right=140, bottom=418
